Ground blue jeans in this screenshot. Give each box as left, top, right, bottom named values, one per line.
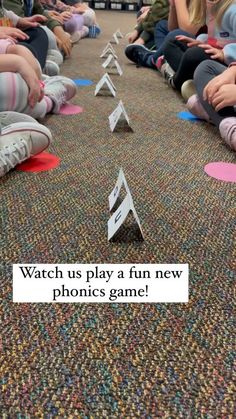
left=146, top=20, right=195, bottom=68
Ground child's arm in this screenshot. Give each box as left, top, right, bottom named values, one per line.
left=0, top=54, right=42, bottom=108
left=174, top=0, right=201, bottom=35
left=168, top=1, right=178, bottom=31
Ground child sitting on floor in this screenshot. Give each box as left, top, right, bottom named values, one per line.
left=125, top=0, right=201, bottom=71
left=161, top=0, right=236, bottom=101
left=187, top=60, right=236, bottom=151
left=39, top=0, right=89, bottom=43
left=127, top=0, right=169, bottom=47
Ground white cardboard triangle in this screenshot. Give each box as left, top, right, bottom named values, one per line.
left=100, top=47, right=118, bottom=59
left=109, top=100, right=132, bottom=132
left=116, top=29, right=123, bottom=38
left=102, top=42, right=116, bottom=55
left=107, top=192, right=144, bottom=241
left=109, top=168, right=129, bottom=211
left=102, top=53, right=114, bottom=69
left=110, top=33, right=119, bottom=44
left=102, top=54, right=123, bottom=76
left=95, top=73, right=116, bottom=97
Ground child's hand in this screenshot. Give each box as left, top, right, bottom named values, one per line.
left=0, top=26, right=28, bottom=41
left=60, top=11, right=73, bottom=22
left=56, top=33, right=72, bottom=57
left=18, top=64, right=42, bottom=108
left=137, top=9, right=149, bottom=23
left=198, top=44, right=224, bottom=61
left=17, top=15, right=47, bottom=30
left=128, top=30, right=138, bottom=43
left=211, top=84, right=236, bottom=111
left=175, top=35, right=201, bottom=47
left=203, top=67, right=236, bottom=103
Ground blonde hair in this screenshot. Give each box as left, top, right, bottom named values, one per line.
left=189, top=0, right=235, bottom=27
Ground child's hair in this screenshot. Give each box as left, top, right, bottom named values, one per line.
left=189, top=0, right=235, bottom=27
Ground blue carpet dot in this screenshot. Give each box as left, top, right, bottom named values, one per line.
left=73, top=79, right=93, bottom=86
left=177, top=111, right=201, bottom=121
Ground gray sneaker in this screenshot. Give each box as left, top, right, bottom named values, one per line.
left=44, top=60, right=60, bottom=76
left=0, top=111, right=37, bottom=128
left=44, top=76, right=77, bottom=113
left=0, top=122, right=52, bottom=177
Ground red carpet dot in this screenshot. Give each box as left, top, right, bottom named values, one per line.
left=204, top=161, right=236, bottom=183
left=59, top=103, right=83, bottom=115
left=16, top=152, right=60, bottom=172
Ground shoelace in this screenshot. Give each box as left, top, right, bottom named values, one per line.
left=0, top=139, right=30, bottom=174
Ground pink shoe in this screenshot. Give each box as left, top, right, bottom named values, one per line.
left=187, top=94, right=210, bottom=121
left=219, top=118, right=236, bottom=150
left=156, top=55, right=165, bottom=71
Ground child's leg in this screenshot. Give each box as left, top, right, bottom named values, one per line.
left=0, top=72, right=52, bottom=119
left=162, top=38, right=189, bottom=72
left=193, top=60, right=232, bottom=126
left=82, top=9, right=96, bottom=26
left=18, top=27, right=49, bottom=70
left=171, top=46, right=211, bottom=91
left=64, top=14, right=84, bottom=34
left=7, top=44, right=42, bottom=79
left=152, top=29, right=195, bottom=64
left=193, top=60, right=236, bottom=150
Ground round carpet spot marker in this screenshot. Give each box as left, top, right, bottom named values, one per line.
left=177, top=111, right=201, bottom=121
left=73, top=79, right=93, bottom=86
left=204, top=161, right=236, bottom=183
left=16, top=152, right=60, bottom=172
left=59, top=104, right=83, bottom=115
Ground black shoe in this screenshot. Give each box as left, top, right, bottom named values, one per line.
left=124, top=44, right=154, bottom=68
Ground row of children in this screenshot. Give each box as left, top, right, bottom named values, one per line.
left=125, top=0, right=236, bottom=152
left=0, top=0, right=100, bottom=178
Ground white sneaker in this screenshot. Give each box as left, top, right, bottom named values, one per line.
left=0, top=111, right=38, bottom=128
left=44, top=76, right=77, bottom=113
left=0, top=122, right=52, bottom=177
left=47, top=49, right=64, bottom=65
left=181, top=79, right=196, bottom=102
left=44, top=60, right=60, bottom=76
left=70, top=31, right=82, bottom=44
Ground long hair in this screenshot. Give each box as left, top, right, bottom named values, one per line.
left=189, top=0, right=235, bottom=27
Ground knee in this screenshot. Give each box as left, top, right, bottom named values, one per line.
left=83, top=9, right=96, bottom=26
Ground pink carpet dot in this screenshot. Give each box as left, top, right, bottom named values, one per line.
left=16, top=152, right=60, bottom=172
left=59, top=103, right=83, bottom=115
left=204, top=161, right=236, bottom=183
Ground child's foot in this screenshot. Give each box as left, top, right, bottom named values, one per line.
left=88, top=25, right=101, bottom=38
left=47, top=49, right=64, bottom=65
left=124, top=44, right=155, bottom=68
left=0, top=121, right=52, bottom=177
left=71, top=26, right=89, bottom=43
left=0, top=111, right=38, bottom=128
left=44, top=76, right=77, bottom=113
left=156, top=55, right=165, bottom=71
left=219, top=117, right=236, bottom=150
left=161, top=62, right=176, bottom=88
left=44, top=60, right=60, bottom=76
left=181, top=79, right=196, bottom=102
left=187, top=95, right=210, bottom=121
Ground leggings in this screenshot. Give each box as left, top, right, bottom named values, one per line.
left=149, top=21, right=195, bottom=65
left=163, top=38, right=217, bottom=91
left=64, top=14, right=84, bottom=34
left=194, top=60, right=236, bottom=127
left=18, top=27, right=48, bottom=70
left=0, top=72, right=52, bottom=119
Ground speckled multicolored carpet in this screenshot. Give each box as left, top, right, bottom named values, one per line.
left=0, top=11, right=235, bottom=417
